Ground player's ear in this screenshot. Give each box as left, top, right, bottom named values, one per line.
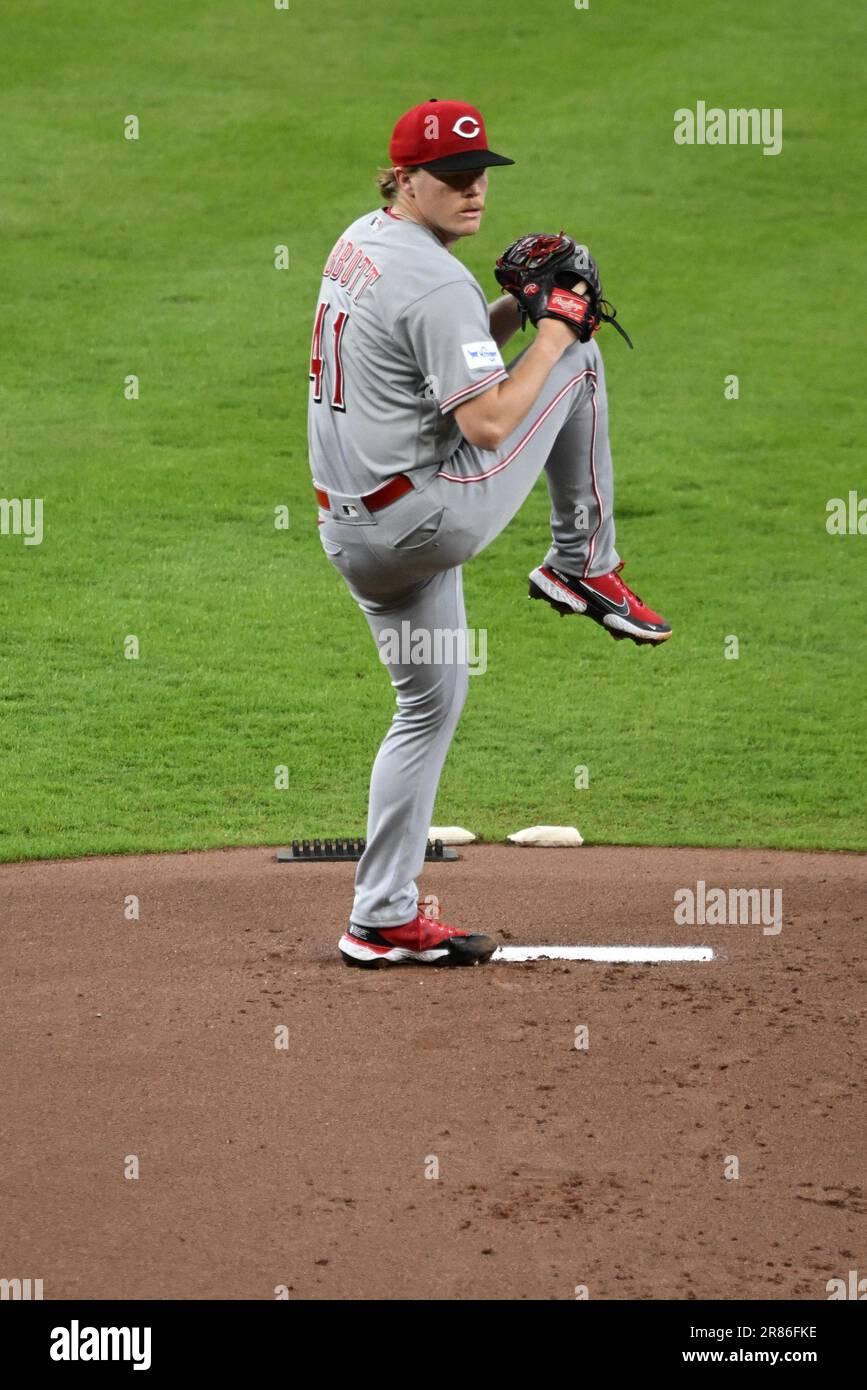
left=395, top=165, right=419, bottom=200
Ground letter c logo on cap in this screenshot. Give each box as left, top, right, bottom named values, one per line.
left=453, top=116, right=480, bottom=139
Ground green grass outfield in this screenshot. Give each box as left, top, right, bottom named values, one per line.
left=1, top=0, right=864, bottom=861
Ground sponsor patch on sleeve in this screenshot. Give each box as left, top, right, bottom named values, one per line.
left=461, top=339, right=505, bottom=371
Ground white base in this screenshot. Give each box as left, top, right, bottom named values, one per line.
left=508, top=824, right=583, bottom=847
left=428, top=825, right=476, bottom=844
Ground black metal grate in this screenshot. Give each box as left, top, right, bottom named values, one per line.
left=276, top=837, right=458, bottom=862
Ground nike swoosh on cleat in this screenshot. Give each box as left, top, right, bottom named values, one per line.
left=578, top=586, right=630, bottom=616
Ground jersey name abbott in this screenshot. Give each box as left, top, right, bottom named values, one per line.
left=323, top=238, right=382, bottom=301
left=308, top=210, right=509, bottom=493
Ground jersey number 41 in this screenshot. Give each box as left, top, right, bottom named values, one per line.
left=309, top=301, right=348, bottom=412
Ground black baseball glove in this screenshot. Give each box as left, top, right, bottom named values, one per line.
left=494, top=233, right=633, bottom=348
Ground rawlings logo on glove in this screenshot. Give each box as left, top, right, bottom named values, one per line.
left=547, top=286, right=595, bottom=330
left=494, top=232, right=633, bottom=349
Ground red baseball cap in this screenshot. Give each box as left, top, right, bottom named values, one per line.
left=389, top=98, right=515, bottom=172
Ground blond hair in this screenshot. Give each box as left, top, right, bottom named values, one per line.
left=376, top=165, right=421, bottom=201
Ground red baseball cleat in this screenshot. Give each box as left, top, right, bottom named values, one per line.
left=339, top=910, right=497, bottom=968
left=528, top=561, right=672, bottom=645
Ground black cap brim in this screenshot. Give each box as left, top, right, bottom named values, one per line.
left=416, top=148, right=515, bottom=172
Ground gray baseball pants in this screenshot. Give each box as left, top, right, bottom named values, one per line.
left=317, top=336, right=618, bottom=927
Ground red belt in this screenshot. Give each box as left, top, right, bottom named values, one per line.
left=314, top=473, right=414, bottom=514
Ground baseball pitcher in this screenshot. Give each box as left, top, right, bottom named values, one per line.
left=308, top=99, right=672, bottom=969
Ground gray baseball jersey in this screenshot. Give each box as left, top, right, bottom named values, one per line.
left=309, top=209, right=620, bottom=933
left=307, top=208, right=508, bottom=493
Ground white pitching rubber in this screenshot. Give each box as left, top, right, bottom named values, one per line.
left=492, top=945, right=714, bottom=963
